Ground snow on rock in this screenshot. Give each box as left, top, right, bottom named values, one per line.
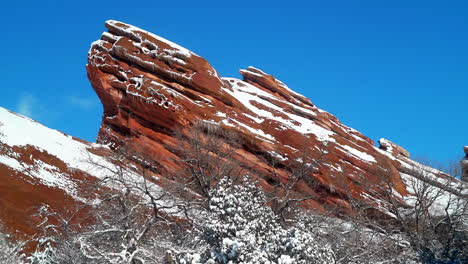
left=1, top=19, right=464, bottom=250
left=222, top=77, right=335, bottom=142
left=378, top=138, right=410, bottom=158
left=0, top=107, right=113, bottom=238
left=86, top=20, right=465, bottom=218
left=0, top=107, right=113, bottom=180
left=105, top=20, right=194, bottom=58
left=341, top=145, right=376, bottom=163
left=0, top=107, right=172, bottom=239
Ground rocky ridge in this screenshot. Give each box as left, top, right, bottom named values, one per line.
left=87, top=20, right=465, bottom=212
left=0, top=20, right=465, bottom=241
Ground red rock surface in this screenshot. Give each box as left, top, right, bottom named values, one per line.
left=0, top=109, right=106, bottom=242
left=0, top=21, right=465, bottom=243
left=87, top=20, right=463, bottom=213
left=378, top=138, right=410, bottom=158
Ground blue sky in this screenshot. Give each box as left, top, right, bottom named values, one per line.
left=1, top=0, right=467, bottom=166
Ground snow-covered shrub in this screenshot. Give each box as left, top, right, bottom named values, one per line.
left=28, top=238, right=57, bottom=264
left=299, top=213, right=422, bottom=264
left=175, top=176, right=335, bottom=264
left=0, top=228, right=24, bottom=263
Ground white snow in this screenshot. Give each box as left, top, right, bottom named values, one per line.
left=341, top=145, right=376, bottom=163
left=0, top=107, right=117, bottom=199
left=106, top=20, right=194, bottom=58
left=222, top=78, right=335, bottom=142
left=0, top=154, right=78, bottom=198
left=0, top=107, right=114, bottom=177
left=399, top=173, right=462, bottom=215
left=242, top=66, right=309, bottom=103
left=0, top=107, right=187, bottom=214
left=243, top=113, right=264, bottom=124
left=221, top=118, right=276, bottom=142
left=268, top=151, right=288, bottom=162
left=378, top=138, right=394, bottom=153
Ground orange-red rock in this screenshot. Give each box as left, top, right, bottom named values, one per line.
left=379, top=138, right=410, bottom=158
left=87, top=20, right=461, bottom=213
left=0, top=21, right=465, bottom=243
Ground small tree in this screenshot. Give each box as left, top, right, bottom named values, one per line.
left=173, top=121, right=243, bottom=201
left=267, top=145, right=327, bottom=223
left=336, top=160, right=468, bottom=264
left=174, top=176, right=336, bottom=264
left=25, top=143, right=188, bottom=264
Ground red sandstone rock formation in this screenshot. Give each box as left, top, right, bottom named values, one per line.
left=87, top=20, right=461, bottom=213
left=0, top=21, right=465, bottom=242
left=378, top=138, right=410, bottom=158
left=0, top=108, right=107, bottom=241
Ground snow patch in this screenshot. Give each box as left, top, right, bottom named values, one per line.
left=106, top=20, right=194, bottom=58
left=341, top=145, right=376, bottom=163
left=222, top=78, right=335, bottom=143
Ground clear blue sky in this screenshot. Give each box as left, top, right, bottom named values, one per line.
left=1, top=0, right=467, bottom=166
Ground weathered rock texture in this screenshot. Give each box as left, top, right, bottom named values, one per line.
left=379, top=138, right=410, bottom=158
left=462, top=146, right=468, bottom=182
left=0, top=108, right=105, bottom=241
left=0, top=21, right=465, bottom=242
left=87, top=20, right=463, bottom=213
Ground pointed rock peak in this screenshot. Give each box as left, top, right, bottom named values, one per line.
left=464, top=146, right=468, bottom=156
left=105, top=20, right=194, bottom=57
left=240, top=66, right=314, bottom=107
left=88, top=20, right=231, bottom=115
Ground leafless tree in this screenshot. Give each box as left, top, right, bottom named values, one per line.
left=172, top=121, right=244, bottom=201
left=24, top=142, right=193, bottom=263
left=385, top=162, right=468, bottom=263
left=266, top=144, right=328, bottom=223
left=333, top=159, right=468, bottom=263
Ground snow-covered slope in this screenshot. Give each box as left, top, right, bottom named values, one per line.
left=0, top=107, right=113, bottom=197
left=0, top=107, right=117, bottom=237
left=0, top=107, right=186, bottom=240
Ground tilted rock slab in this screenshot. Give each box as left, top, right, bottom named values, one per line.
left=0, top=21, right=465, bottom=242
left=87, top=20, right=464, bottom=214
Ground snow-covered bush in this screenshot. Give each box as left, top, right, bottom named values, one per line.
left=28, top=238, right=58, bottom=264
left=299, top=213, right=422, bottom=264
left=0, top=228, right=24, bottom=263
left=175, top=176, right=335, bottom=264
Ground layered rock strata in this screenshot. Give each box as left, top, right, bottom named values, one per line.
left=87, top=20, right=464, bottom=213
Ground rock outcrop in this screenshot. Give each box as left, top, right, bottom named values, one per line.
left=0, top=108, right=108, bottom=240
left=379, top=138, right=410, bottom=158
left=87, top=20, right=462, bottom=213
left=0, top=21, right=465, bottom=242
left=462, top=146, right=468, bottom=182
